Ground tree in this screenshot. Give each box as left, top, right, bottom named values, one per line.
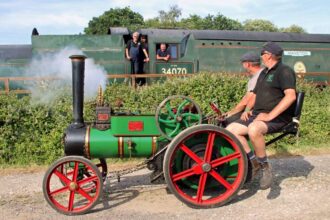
left=144, top=5, right=182, bottom=28
left=84, top=7, right=144, bottom=34
left=243, top=19, right=278, bottom=32
left=211, top=14, right=243, bottom=30
left=179, top=15, right=204, bottom=29
left=180, top=13, right=243, bottom=30
left=144, top=18, right=161, bottom=28
left=158, top=5, right=182, bottom=25
left=280, top=25, right=306, bottom=33
left=84, top=6, right=308, bottom=35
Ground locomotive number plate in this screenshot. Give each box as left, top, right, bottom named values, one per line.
left=155, top=63, right=194, bottom=74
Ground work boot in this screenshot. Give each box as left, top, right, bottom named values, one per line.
left=259, top=162, right=273, bottom=190
left=251, top=158, right=261, bottom=178
left=246, top=158, right=261, bottom=182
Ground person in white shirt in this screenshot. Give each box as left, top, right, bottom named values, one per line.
left=223, top=52, right=263, bottom=125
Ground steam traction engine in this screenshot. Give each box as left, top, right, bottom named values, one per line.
left=42, top=55, right=248, bottom=215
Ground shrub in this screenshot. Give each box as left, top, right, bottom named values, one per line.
left=0, top=73, right=329, bottom=165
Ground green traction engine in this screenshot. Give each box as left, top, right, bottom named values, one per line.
left=42, top=55, right=248, bottom=215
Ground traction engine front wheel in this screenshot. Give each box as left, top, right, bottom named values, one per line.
left=43, top=156, right=103, bottom=215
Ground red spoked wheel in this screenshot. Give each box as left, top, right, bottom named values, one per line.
left=163, top=124, right=247, bottom=208
left=57, top=158, right=107, bottom=183
left=43, top=156, right=103, bottom=215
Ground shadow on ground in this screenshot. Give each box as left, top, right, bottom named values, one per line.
left=233, top=151, right=314, bottom=204
left=90, top=171, right=162, bottom=213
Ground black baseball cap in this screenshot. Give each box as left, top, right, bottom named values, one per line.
left=240, top=52, right=260, bottom=62
left=261, top=42, right=283, bottom=56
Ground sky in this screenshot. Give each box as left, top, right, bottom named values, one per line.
left=1, top=0, right=329, bottom=45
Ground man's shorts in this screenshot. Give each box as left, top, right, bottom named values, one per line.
left=222, top=111, right=243, bottom=127
left=235, top=114, right=289, bottom=134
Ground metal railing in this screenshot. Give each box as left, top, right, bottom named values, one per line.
left=0, top=73, right=193, bottom=94
left=0, top=76, right=59, bottom=94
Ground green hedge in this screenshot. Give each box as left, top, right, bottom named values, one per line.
left=0, top=73, right=329, bottom=165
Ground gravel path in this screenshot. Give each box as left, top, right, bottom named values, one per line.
left=1, top=154, right=330, bottom=220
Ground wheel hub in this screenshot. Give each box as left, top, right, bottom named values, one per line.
left=202, top=163, right=212, bottom=172
left=69, top=182, right=78, bottom=191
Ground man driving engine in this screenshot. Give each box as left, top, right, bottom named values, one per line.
left=226, top=42, right=296, bottom=190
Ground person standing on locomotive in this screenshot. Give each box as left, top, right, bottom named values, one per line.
left=223, top=52, right=263, bottom=125
left=156, top=43, right=171, bottom=61
left=140, top=35, right=148, bottom=55
left=125, top=32, right=149, bottom=85
left=227, top=42, right=296, bottom=190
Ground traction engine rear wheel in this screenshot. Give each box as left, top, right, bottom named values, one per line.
left=163, top=125, right=247, bottom=208
left=43, top=156, right=103, bottom=215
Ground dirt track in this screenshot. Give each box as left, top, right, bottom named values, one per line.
left=1, top=154, right=330, bottom=220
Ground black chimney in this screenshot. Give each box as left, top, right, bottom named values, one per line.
left=32, top=28, right=39, bottom=36
left=69, top=55, right=86, bottom=128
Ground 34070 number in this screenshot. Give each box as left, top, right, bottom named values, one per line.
left=161, top=68, right=187, bottom=74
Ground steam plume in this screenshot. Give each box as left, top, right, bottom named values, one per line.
left=24, top=47, right=107, bottom=103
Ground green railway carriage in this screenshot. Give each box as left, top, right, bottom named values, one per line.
left=32, top=28, right=330, bottom=82
left=190, top=30, right=330, bottom=84
left=0, top=28, right=330, bottom=92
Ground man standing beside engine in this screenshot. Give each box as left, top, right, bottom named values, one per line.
left=227, top=42, right=296, bottom=190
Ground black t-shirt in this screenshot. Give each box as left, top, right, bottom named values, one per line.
left=141, top=42, right=148, bottom=52
left=141, top=42, right=148, bottom=59
left=253, top=61, right=296, bottom=122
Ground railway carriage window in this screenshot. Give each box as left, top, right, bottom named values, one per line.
left=155, top=43, right=178, bottom=60
left=168, top=44, right=178, bottom=59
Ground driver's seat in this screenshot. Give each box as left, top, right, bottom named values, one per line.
left=266, top=91, right=305, bottom=146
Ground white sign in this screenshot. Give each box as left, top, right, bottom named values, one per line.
left=284, top=51, right=311, bottom=57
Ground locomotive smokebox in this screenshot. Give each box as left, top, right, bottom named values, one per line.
left=64, top=55, right=87, bottom=156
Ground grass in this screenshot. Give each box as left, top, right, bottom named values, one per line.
left=268, top=143, right=330, bottom=157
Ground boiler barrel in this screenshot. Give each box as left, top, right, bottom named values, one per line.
left=85, top=127, right=158, bottom=158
